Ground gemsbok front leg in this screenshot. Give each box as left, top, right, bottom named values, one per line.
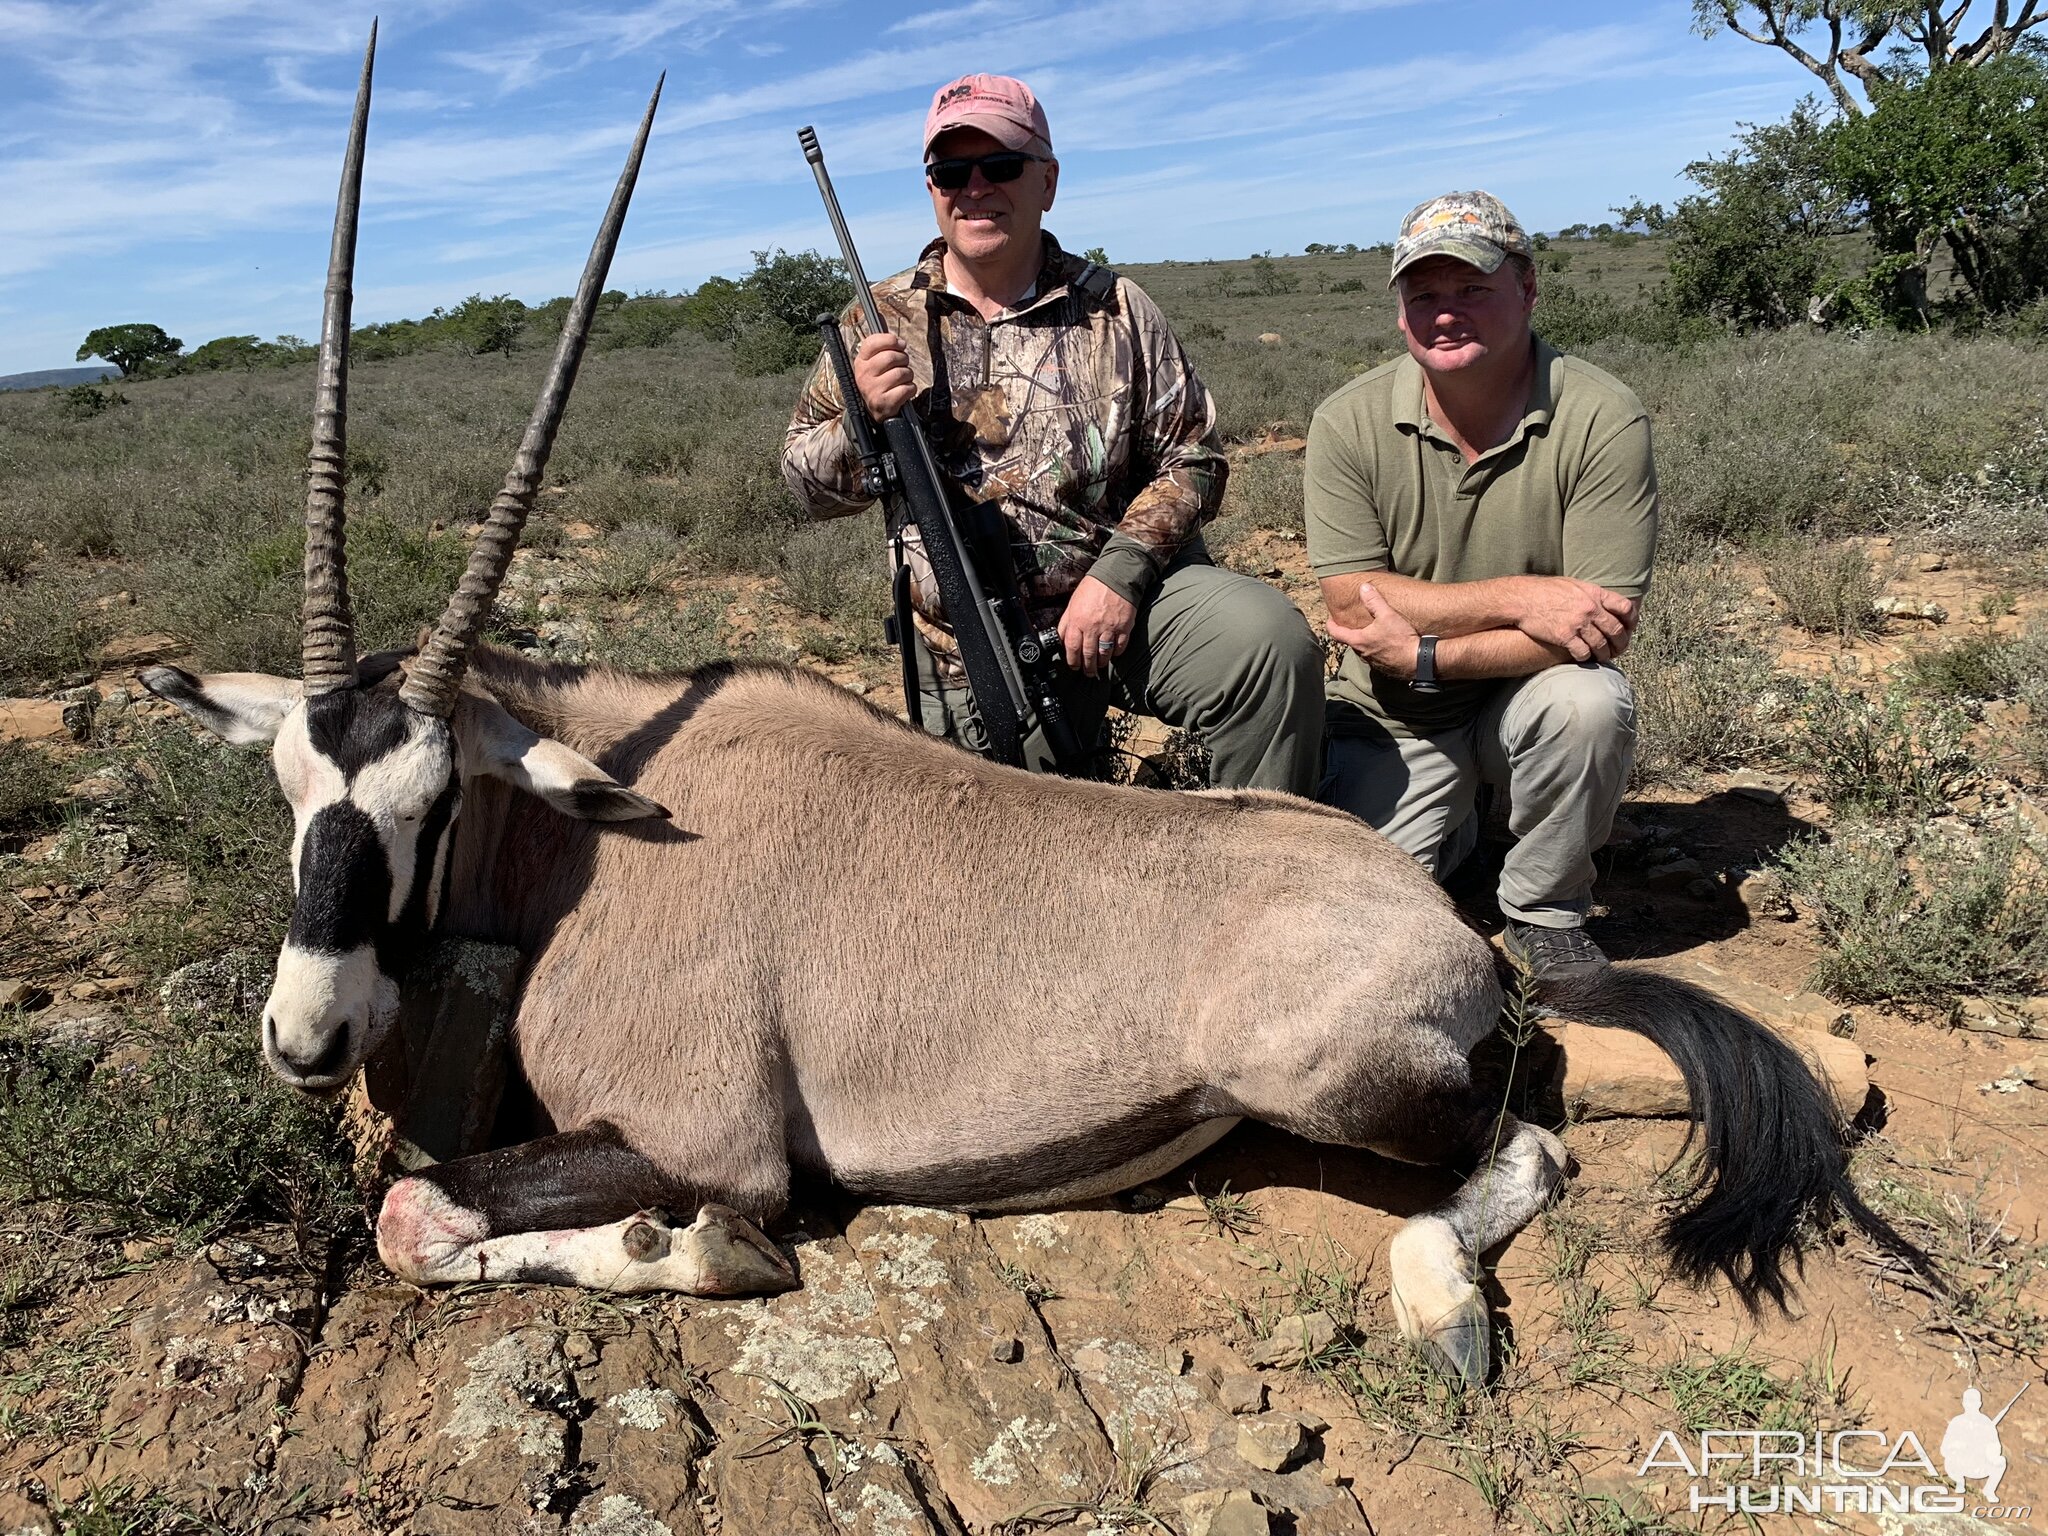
left=375, top=1124, right=797, bottom=1295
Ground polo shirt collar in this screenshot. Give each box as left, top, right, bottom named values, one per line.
left=1394, top=334, right=1560, bottom=446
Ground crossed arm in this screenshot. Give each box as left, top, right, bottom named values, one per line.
left=1318, top=570, right=1640, bottom=681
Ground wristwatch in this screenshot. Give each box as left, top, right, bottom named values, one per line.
left=1412, top=635, right=1443, bottom=693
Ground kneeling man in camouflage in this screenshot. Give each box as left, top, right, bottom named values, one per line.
left=1306, top=192, right=1656, bottom=980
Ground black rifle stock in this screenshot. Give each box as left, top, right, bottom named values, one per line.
left=799, top=125, right=1085, bottom=773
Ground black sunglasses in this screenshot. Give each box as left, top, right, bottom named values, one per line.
left=924, top=151, right=1045, bottom=191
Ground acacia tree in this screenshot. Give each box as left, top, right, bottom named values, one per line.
left=1658, top=102, right=1861, bottom=327
left=1831, top=54, right=2048, bottom=312
left=75, top=323, right=182, bottom=378
left=1693, top=1, right=2047, bottom=113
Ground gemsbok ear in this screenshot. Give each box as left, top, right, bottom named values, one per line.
left=458, top=693, right=670, bottom=823
left=141, top=666, right=303, bottom=745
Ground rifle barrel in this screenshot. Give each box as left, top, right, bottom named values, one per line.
left=797, top=126, right=886, bottom=337
left=1991, top=1381, right=2029, bottom=1425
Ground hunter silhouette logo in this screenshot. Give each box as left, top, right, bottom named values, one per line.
left=1942, top=1384, right=2026, bottom=1501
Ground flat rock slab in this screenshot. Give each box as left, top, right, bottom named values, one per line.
left=0, top=699, right=67, bottom=743
left=1542, top=958, right=1869, bottom=1121
left=843, top=1205, right=1112, bottom=1529
left=37, top=1248, right=314, bottom=1524
left=1546, top=1017, right=1867, bottom=1121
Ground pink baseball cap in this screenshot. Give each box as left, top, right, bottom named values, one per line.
left=923, top=74, right=1052, bottom=158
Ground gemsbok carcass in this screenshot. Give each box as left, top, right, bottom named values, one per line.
left=142, top=30, right=1912, bottom=1384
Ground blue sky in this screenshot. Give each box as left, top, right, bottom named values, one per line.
left=1, top=0, right=1827, bottom=375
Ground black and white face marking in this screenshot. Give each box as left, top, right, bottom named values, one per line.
left=138, top=661, right=670, bottom=1093
left=267, top=685, right=463, bottom=1089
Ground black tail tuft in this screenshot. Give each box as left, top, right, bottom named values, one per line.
left=1535, top=966, right=1922, bottom=1312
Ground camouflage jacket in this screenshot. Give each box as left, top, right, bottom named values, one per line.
left=782, top=234, right=1228, bottom=666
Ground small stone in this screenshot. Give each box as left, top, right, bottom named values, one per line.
left=1603, top=815, right=1645, bottom=848
left=1163, top=1343, right=1192, bottom=1375
left=1218, top=1370, right=1266, bottom=1415
left=1645, top=857, right=1706, bottom=892
left=69, top=981, right=101, bottom=1001
left=1685, top=877, right=1719, bottom=901
left=61, top=697, right=96, bottom=741
left=1872, top=596, right=1947, bottom=623
left=1249, top=1310, right=1338, bottom=1369
left=122, top=1237, right=174, bottom=1263
left=563, top=1330, right=598, bottom=1366
left=0, top=979, right=52, bottom=1011
left=1257, top=332, right=1283, bottom=345
left=1913, top=552, right=1947, bottom=573
left=1236, top=1412, right=1310, bottom=1472
left=846, top=680, right=869, bottom=696
left=990, top=1336, right=1023, bottom=1363
left=1180, top=1487, right=1270, bottom=1536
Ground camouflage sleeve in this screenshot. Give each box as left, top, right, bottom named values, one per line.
left=1087, top=281, right=1229, bottom=607
left=780, top=307, right=874, bottom=520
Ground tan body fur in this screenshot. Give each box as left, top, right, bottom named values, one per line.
left=448, top=647, right=1503, bottom=1218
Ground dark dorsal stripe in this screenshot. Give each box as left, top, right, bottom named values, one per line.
left=289, top=801, right=390, bottom=955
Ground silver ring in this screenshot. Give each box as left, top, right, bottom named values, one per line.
left=1097, top=639, right=1115, bottom=651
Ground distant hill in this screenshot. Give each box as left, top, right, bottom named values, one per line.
left=0, top=365, right=120, bottom=392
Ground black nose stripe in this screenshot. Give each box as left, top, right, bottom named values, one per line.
left=289, top=802, right=389, bottom=954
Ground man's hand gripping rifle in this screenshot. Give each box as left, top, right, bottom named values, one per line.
left=798, top=126, right=1084, bottom=774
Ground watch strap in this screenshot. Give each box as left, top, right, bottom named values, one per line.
left=1412, top=634, right=1442, bottom=693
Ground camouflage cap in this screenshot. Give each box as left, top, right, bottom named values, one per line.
left=1388, top=191, right=1531, bottom=287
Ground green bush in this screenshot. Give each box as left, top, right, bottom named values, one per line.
left=1764, top=541, right=1881, bottom=637
left=1903, top=630, right=2046, bottom=701
left=0, top=573, right=108, bottom=691
left=443, top=293, right=528, bottom=356
left=602, top=299, right=689, bottom=351
left=1774, top=818, right=2048, bottom=1004
left=112, top=715, right=294, bottom=974
left=1627, top=563, right=1780, bottom=785
left=775, top=518, right=888, bottom=629
left=149, top=513, right=471, bottom=676
left=585, top=594, right=732, bottom=672
left=1788, top=684, right=1972, bottom=815
left=1663, top=103, right=1850, bottom=330
left=55, top=384, right=124, bottom=420
left=0, top=741, right=66, bottom=839
left=0, top=1030, right=355, bottom=1239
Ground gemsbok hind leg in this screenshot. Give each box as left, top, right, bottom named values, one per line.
left=375, top=1123, right=796, bottom=1295
left=1364, top=1088, right=1568, bottom=1387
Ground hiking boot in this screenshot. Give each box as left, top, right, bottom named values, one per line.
left=1502, top=920, right=1609, bottom=982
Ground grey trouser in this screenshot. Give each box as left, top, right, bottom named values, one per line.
left=1318, top=663, right=1636, bottom=928
left=914, top=559, right=1325, bottom=797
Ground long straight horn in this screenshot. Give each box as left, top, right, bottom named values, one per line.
left=302, top=20, right=376, bottom=696
left=400, top=75, right=664, bottom=719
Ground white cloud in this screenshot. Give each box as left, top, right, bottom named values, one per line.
left=1, top=0, right=1821, bottom=372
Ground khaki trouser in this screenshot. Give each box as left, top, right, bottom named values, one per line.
left=913, top=558, right=1325, bottom=797
left=1318, top=663, right=1635, bottom=928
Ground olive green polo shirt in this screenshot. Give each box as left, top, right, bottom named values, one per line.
left=1305, top=336, right=1658, bottom=735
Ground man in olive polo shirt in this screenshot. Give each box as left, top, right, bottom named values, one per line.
left=1306, top=191, right=1656, bottom=979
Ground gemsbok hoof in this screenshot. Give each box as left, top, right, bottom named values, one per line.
left=663, top=1203, right=797, bottom=1296
left=1388, top=1215, right=1491, bottom=1386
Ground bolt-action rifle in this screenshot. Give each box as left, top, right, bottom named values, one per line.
left=798, top=125, right=1084, bottom=774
